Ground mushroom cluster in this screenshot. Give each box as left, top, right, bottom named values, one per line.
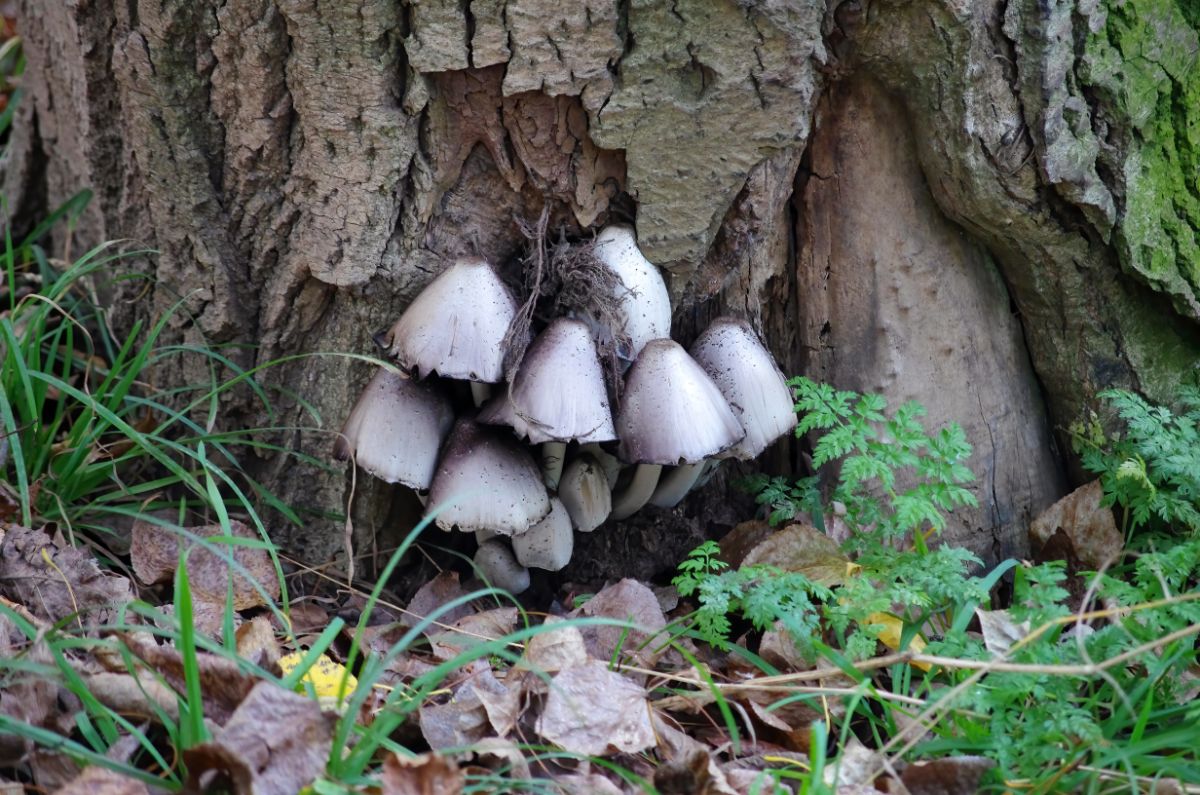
left=335, top=227, right=796, bottom=593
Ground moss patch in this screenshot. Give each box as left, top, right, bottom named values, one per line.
left=1081, top=0, right=1200, bottom=316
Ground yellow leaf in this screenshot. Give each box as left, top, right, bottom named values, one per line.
left=279, top=651, right=358, bottom=710
left=864, top=612, right=932, bottom=672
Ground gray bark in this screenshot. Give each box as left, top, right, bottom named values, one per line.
left=6, top=0, right=1197, bottom=577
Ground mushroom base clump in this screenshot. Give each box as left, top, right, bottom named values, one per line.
left=336, top=222, right=797, bottom=594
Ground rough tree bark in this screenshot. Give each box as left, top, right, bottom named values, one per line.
left=5, top=0, right=1197, bottom=583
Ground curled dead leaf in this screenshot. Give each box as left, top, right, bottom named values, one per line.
left=536, top=660, right=656, bottom=756
left=183, top=682, right=334, bottom=795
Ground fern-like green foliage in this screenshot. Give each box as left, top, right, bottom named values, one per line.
left=672, top=541, right=833, bottom=653
left=1073, top=386, right=1200, bottom=535
left=749, top=377, right=977, bottom=544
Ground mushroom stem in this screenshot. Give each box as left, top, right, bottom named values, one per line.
left=648, top=462, right=707, bottom=508
left=470, top=382, right=493, bottom=407
left=610, top=463, right=664, bottom=521
left=541, top=441, right=567, bottom=490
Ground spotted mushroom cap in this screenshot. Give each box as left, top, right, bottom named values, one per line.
left=690, top=317, right=797, bottom=460
left=383, top=257, right=523, bottom=383
left=510, top=318, right=616, bottom=445
left=427, top=420, right=551, bottom=534
left=588, top=225, right=672, bottom=361
left=616, top=339, right=744, bottom=465
left=477, top=392, right=533, bottom=440
left=333, top=367, right=454, bottom=490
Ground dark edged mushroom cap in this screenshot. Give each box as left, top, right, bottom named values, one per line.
left=383, top=257, right=524, bottom=382
left=589, top=225, right=672, bottom=361
left=333, top=367, right=454, bottom=490
left=689, top=317, right=797, bottom=459
left=510, top=318, right=616, bottom=445
left=427, top=420, right=551, bottom=534
left=616, top=339, right=744, bottom=465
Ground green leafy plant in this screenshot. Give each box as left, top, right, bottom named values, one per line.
left=1072, top=386, right=1200, bottom=536
left=747, top=377, right=977, bottom=546
left=673, top=540, right=833, bottom=653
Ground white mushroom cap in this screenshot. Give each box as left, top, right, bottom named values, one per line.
left=511, top=318, right=616, bottom=445
left=588, top=225, right=672, bottom=361
left=427, top=420, right=551, bottom=534
left=690, top=317, right=797, bottom=460
left=477, top=393, right=533, bottom=439
left=474, top=540, right=531, bottom=594
left=616, top=339, right=744, bottom=465
left=559, top=454, right=612, bottom=532
left=333, top=367, right=454, bottom=490
left=383, top=257, right=523, bottom=383
left=512, top=498, right=574, bottom=571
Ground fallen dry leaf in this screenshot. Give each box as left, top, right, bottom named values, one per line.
left=536, top=660, right=656, bottom=756
left=131, top=519, right=280, bottom=611
left=654, top=748, right=740, bottom=795
left=427, top=607, right=518, bottom=661
left=717, top=520, right=776, bottom=568
left=53, top=766, right=149, bottom=795
left=517, top=616, right=589, bottom=674
left=893, top=755, right=995, bottom=795
left=469, top=737, right=531, bottom=781
left=975, top=609, right=1030, bottom=656
left=1030, top=480, right=1122, bottom=570
left=554, top=773, right=626, bottom=794
left=0, top=639, right=65, bottom=766
left=183, top=681, right=334, bottom=795
left=0, top=525, right=132, bottom=627
left=419, top=661, right=512, bottom=749
left=235, top=615, right=280, bottom=667
left=406, top=570, right=474, bottom=629
left=575, top=579, right=669, bottom=665
left=118, top=632, right=259, bottom=725
left=741, top=523, right=852, bottom=586
left=83, top=671, right=180, bottom=723
left=381, top=751, right=464, bottom=795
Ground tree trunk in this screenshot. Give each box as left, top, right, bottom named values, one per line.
left=7, top=0, right=1198, bottom=582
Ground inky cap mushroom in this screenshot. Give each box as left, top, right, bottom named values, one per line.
left=333, top=367, right=454, bottom=491
left=611, top=339, right=744, bottom=518
left=382, top=257, right=524, bottom=392
left=559, top=454, right=612, bottom=532
left=512, top=497, right=574, bottom=571
left=509, top=317, right=616, bottom=487
left=474, top=540, right=531, bottom=594
left=588, top=225, right=672, bottom=362
left=427, top=420, right=551, bottom=535
left=690, top=317, right=797, bottom=460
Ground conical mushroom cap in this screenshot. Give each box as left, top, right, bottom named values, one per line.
left=511, top=318, right=616, bottom=445
left=427, top=420, right=551, bottom=534
left=559, top=454, right=612, bottom=532
left=690, top=317, right=797, bottom=459
left=616, top=339, right=744, bottom=465
left=588, top=225, right=672, bottom=361
left=477, top=393, right=533, bottom=440
left=384, top=258, right=522, bottom=383
left=333, top=368, right=454, bottom=490
left=512, top=497, right=574, bottom=571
